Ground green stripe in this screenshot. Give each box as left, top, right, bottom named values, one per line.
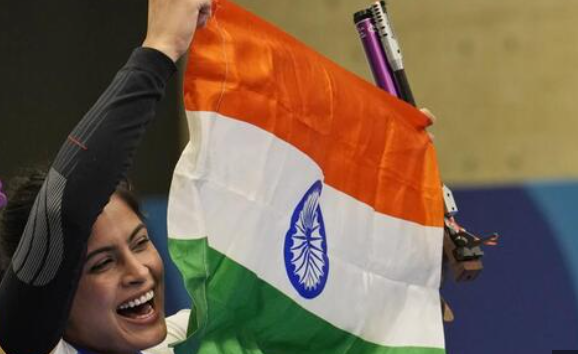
left=169, top=237, right=445, bottom=354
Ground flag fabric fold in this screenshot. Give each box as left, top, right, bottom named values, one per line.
left=168, top=1, right=445, bottom=353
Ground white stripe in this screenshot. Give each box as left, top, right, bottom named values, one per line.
left=169, top=111, right=445, bottom=348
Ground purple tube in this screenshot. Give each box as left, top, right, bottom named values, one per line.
left=355, top=17, right=398, bottom=96
left=0, top=179, right=6, bottom=209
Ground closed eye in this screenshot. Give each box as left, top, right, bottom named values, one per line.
left=90, top=258, right=113, bottom=273
left=133, top=235, right=150, bottom=252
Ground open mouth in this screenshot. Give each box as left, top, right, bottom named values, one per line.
left=117, top=290, right=155, bottom=319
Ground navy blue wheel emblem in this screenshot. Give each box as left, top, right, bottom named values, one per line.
left=284, top=180, right=329, bottom=299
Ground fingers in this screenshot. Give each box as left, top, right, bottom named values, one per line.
left=197, top=1, right=212, bottom=28
left=419, top=108, right=436, bottom=127
left=420, top=108, right=436, bottom=141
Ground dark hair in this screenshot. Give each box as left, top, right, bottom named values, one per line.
left=0, top=168, right=143, bottom=279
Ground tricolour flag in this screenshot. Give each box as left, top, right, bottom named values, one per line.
left=168, top=1, right=445, bottom=353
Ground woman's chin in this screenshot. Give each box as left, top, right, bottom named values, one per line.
left=118, top=311, right=167, bottom=350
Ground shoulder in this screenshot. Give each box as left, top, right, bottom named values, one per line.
left=144, top=309, right=191, bottom=354
left=165, top=308, right=190, bottom=343
left=52, top=340, right=79, bottom=354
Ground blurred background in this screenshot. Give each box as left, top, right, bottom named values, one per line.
left=1, top=0, right=576, bottom=352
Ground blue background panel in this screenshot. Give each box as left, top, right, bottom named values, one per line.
left=444, top=186, right=578, bottom=353
left=142, top=197, right=191, bottom=316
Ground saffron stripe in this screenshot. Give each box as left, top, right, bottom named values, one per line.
left=183, top=0, right=443, bottom=227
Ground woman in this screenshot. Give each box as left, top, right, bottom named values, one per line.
left=0, top=0, right=211, bottom=353
left=1, top=175, right=189, bottom=354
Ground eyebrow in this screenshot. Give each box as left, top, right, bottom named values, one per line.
left=85, top=223, right=147, bottom=262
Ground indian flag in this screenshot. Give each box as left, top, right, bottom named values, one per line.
left=167, top=1, right=445, bottom=353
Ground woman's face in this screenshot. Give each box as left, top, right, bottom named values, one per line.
left=64, top=194, right=166, bottom=354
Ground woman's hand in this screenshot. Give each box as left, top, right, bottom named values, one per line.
left=142, top=0, right=212, bottom=62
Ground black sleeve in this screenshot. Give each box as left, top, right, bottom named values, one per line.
left=0, top=47, right=177, bottom=354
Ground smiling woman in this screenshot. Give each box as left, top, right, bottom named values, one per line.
left=0, top=0, right=212, bottom=353
left=65, top=195, right=167, bottom=354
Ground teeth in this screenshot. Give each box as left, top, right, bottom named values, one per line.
left=118, top=290, right=154, bottom=310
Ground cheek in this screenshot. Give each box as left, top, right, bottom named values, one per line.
left=146, top=248, right=165, bottom=280
left=65, top=275, right=119, bottom=343
left=73, top=275, right=118, bottom=313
